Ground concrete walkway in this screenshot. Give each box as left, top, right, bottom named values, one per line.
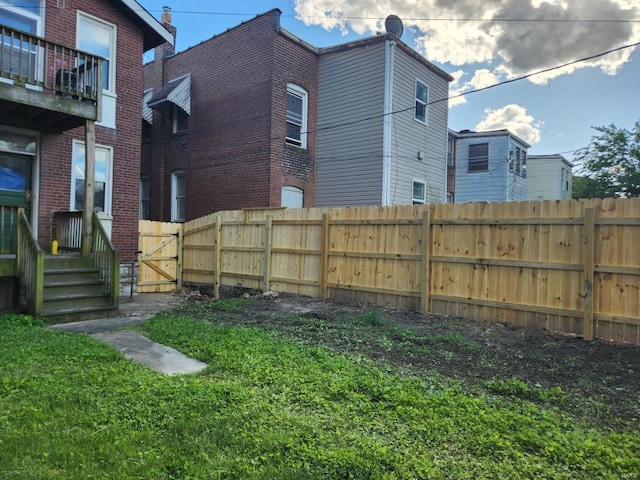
left=51, top=292, right=207, bottom=375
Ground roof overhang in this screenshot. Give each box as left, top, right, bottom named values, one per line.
left=148, top=74, right=191, bottom=115
left=113, top=0, right=174, bottom=51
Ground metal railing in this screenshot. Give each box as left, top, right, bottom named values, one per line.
left=0, top=25, right=104, bottom=103
left=16, top=207, right=44, bottom=316
left=91, top=211, right=119, bottom=308
left=0, top=204, right=18, bottom=254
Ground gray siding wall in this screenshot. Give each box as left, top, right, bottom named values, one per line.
left=388, top=48, right=449, bottom=204
left=314, top=42, right=386, bottom=206
left=455, top=135, right=529, bottom=202
left=527, top=158, right=573, bottom=200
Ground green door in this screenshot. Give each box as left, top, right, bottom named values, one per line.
left=0, top=152, right=32, bottom=254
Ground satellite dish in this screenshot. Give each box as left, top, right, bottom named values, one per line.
left=385, top=15, right=403, bottom=38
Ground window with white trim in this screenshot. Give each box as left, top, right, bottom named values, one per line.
left=171, top=170, right=186, bottom=222
left=0, top=0, right=42, bottom=79
left=412, top=180, right=426, bottom=204
left=77, top=12, right=116, bottom=93
left=140, top=176, right=150, bottom=220
left=414, top=79, right=428, bottom=124
left=71, top=141, right=113, bottom=214
left=468, top=143, right=489, bottom=172
left=286, top=84, right=307, bottom=149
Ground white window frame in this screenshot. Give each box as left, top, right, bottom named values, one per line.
left=140, top=175, right=150, bottom=220
left=412, top=179, right=426, bottom=205
left=171, top=170, right=186, bottom=222
left=70, top=140, right=113, bottom=215
left=414, top=79, right=429, bottom=125
left=76, top=11, right=116, bottom=95
left=0, top=1, right=42, bottom=35
left=286, top=83, right=308, bottom=149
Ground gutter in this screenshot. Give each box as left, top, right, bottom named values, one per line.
left=382, top=39, right=396, bottom=206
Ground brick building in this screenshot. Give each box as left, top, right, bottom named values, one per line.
left=142, top=9, right=317, bottom=222
left=0, top=0, right=171, bottom=313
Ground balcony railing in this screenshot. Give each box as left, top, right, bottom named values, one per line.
left=0, top=25, right=103, bottom=103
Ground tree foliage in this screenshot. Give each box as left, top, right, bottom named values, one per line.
left=573, top=121, right=640, bottom=199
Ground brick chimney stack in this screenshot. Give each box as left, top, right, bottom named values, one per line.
left=155, top=5, right=176, bottom=61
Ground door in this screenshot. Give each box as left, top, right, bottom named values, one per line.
left=0, top=152, right=32, bottom=253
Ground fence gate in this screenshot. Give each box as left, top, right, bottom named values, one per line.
left=137, top=220, right=182, bottom=293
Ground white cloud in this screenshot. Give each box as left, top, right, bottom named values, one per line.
left=293, top=0, right=640, bottom=82
left=475, top=104, right=542, bottom=144
left=448, top=68, right=504, bottom=108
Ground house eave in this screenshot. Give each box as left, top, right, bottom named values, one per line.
left=319, top=34, right=454, bottom=83
left=113, top=0, right=175, bottom=50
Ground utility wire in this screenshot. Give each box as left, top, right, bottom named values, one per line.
left=138, top=9, right=640, bottom=24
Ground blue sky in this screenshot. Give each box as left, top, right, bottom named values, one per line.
left=138, top=0, right=640, bottom=166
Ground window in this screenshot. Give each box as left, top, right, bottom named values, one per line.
left=71, top=141, right=113, bottom=214
left=286, top=84, right=307, bottom=149
left=447, top=137, right=455, bottom=166
left=414, top=79, right=428, bottom=124
left=412, top=180, right=426, bottom=204
left=171, top=170, right=186, bottom=222
left=468, top=143, right=489, bottom=172
left=172, top=105, right=188, bottom=133
left=140, top=176, right=150, bottom=220
left=281, top=185, right=303, bottom=208
left=521, top=151, right=527, bottom=178
left=0, top=1, right=42, bottom=78
left=514, top=147, right=521, bottom=176
left=77, top=12, right=116, bottom=93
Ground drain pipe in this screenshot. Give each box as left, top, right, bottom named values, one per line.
left=382, top=38, right=396, bottom=206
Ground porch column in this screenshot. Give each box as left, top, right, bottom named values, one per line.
left=81, top=119, right=96, bottom=256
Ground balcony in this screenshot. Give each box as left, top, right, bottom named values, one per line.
left=0, top=25, right=103, bottom=133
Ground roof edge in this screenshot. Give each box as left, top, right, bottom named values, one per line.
left=118, top=0, right=175, bottom=49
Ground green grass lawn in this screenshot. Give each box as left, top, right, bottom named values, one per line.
left=0, top=309, right=638, bottom=479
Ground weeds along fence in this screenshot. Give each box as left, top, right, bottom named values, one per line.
left=138, top=198, right=640, bottom=344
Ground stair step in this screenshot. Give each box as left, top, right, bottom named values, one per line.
left=43, top=288, right=109, bottom=302
left=41, top=304, right=118, bottom=324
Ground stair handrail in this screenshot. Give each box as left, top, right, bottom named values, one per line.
left=16, top=207, right=44, bottom=316
left=90, top=210, right=119, bottom=308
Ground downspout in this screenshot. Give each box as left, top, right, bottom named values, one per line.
left=382, top=39, right=396, bottom=206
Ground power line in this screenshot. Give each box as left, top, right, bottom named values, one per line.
left=139, top=9, right=640, bottom=24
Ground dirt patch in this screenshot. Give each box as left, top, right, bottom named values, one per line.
left=171, top=291, right=640, bottom=430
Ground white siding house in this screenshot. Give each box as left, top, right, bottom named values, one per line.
left=314, top=34, right=452, bottom=206
left=453, top=129, right=530, bottom=203
left=526, top=154, right=573, bottom=200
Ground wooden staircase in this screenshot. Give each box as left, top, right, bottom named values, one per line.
left=42, top=256, right=116, bottom=322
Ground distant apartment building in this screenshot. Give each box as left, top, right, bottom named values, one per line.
left=452, top=129, right=530, bottom=203
left=526, top=154, right=573, bottom=200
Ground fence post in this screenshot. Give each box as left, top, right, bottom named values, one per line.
left=420, top=209, right=431, bottom=315
left=583, top=207, right=595, bottom=341
left=264, top=215, right=273, bottom=292
left=321, top=213, right=330, bottom=300
left=214, top=216, right=221, bottom=299
left=176, top=226, right=183, bottom=290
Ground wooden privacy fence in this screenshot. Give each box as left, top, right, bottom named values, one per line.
left=139, top=198, right=640, bottom=344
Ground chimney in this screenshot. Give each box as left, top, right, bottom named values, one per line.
left=155, top=5, right=176, bottom=61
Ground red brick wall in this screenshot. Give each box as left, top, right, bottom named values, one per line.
left=38, top=0, right=145, bottom=261
left=142, top=10, right=318, bottom=221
